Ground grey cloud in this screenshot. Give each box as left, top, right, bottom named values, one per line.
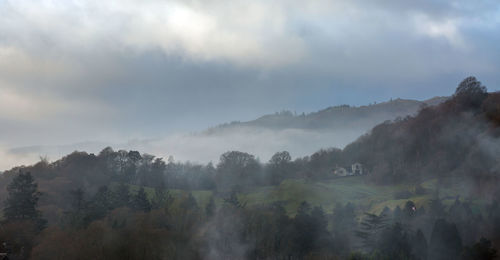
left=0, top=0, right=499, bottom=169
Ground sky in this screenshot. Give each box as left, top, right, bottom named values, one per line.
left=1, top=0, right=500, bottom=169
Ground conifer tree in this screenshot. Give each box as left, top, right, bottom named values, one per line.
left=4, top=172, right=42, bottom=221
left=3, top=171, right=46, bottom=230
left=132, top=187, right=151, bottom=212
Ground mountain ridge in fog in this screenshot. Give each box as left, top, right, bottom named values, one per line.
left=206, top=96, right=448, bottom=132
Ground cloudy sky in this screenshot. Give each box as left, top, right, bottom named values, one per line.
left=1, top=0, right=500, bottom=169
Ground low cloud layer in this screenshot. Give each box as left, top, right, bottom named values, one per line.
left=1, top=126, right=367, bottom=170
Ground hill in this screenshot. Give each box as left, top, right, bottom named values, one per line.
left=343, top=77, right=500, bottom=191
left=208, top=97, right=448, bottom=131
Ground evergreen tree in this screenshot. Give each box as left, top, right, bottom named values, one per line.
left=132, top=186, right=151, bottom=212
left=412, top=229, right=427, bottom=260
left=181, top=192, right=199, bottom=211
left=64, top=188, right=88, bottom=228
left=380, top=206, right=392, bottom=220
left=393, top=205, right=403, bottom=222
left=462, top=237, right=497, bottom=260
left=205, top=196, right=216, bottom=218
left=3, top=172, right=44, bottom=223
left=113, top=182, right=131, bottom=208
left=356, top=213, right=388, bottom=251
left=428, top=219, right=462, bottom=260
left=86, top=185, right=113, bottom=221
left=292, top=201, right=314, bottom=257
left=310, top=206, right=331, bottom=251
left=332, top=203, right=357, bottom=254
left=377, top=222, right=412, bottom=259
left=151, top=185, right=172, bottom=210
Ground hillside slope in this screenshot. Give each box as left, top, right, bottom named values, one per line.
left=208, top=97, right=448, bottom=132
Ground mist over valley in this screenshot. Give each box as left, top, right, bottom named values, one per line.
left=1, top=1, right=500, bottom=259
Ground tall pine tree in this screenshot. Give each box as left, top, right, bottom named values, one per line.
left=3, top=172, right=46, bottom=229
left=4, top=172, right=41, bottom=220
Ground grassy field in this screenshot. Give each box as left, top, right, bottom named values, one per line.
left=240, top=176, right=426, bottom=215
left=128, top=176, right=475, bottom=217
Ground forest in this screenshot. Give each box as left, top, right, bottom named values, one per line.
left=1, top=77, right=500, bottom=259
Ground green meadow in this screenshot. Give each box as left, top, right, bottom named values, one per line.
left=128, top=175, right=476, bottom=217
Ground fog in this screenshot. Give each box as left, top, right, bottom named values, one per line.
left=1, top=0, right=500, bottom=258
left=1, top=126, right=366, bottom=171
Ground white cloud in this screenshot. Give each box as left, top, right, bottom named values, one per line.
left=413, top=14, right=467, bottom=49
left=0, top=0, right=308, bottom=68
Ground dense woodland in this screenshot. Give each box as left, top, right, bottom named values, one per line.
left=1, top=77, right=500, bottom=259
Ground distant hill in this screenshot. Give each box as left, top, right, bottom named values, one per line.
left=206, top=97, right=448, bottom=133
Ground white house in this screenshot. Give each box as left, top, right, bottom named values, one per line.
left=351, top=162, right=363, bottom=175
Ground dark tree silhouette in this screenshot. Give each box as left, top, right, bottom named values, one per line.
left=3, top=172, right=44, bottom=223
left=377, top=222, right=412, bottom=259
left=205, top=196, right=216, bottom=218
left=268, top=151, right=292, bottom=185
left=454, top=76, right=487, bottom=109
left=113, top=183, right=131, bottom=208
left=411, top=229, right=427, bottom=260
left=428, top=219, right=462, bottom=260
left=462, top=237, right=497, bottom=260
left=216, top=151, right=261, bottom=190
left=356, top=213, right=388, bottom=251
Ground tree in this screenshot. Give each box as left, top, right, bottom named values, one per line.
left=113, top=183, right=131, bottom=208
left=223, top=191, right=246, bottom=209
left=356, top=213, right=388, bottom=251
left=268, top=151, right=292, bottom=185
left=205, top=196, right=216, bottom=218
left=403, top=200, right=416, bottom=220
left=411, top=229, right=427, bottom=260
left=462, top=237, right=497, bottom=260
left=292, top=201, right=314, bottom=257
left=63, top=188, right=88, bottom=229
left=216, top=151, right=261, bottom=190
left=3, top=172, right=44, bottom=224
left=454, top=76, right=488, bottom=109
left=332, top=203, right=357, bottom=253
left=309, top=206, right=331, bottom=251
left=376, top=222, right=412, bottom=259
left=151, top=185, right=172, bottom=210
left=132, top=187, right=151, bottom=212
left=86, top=185, right=113, bottom=221
left=428, top=219, right=462, bottom=260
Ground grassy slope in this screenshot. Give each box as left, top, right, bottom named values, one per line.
left=240, top=176, right=419, bottom=215
left=236, top=176, right=479, bottom=216
left=129, top=176, right=478, bottom=217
